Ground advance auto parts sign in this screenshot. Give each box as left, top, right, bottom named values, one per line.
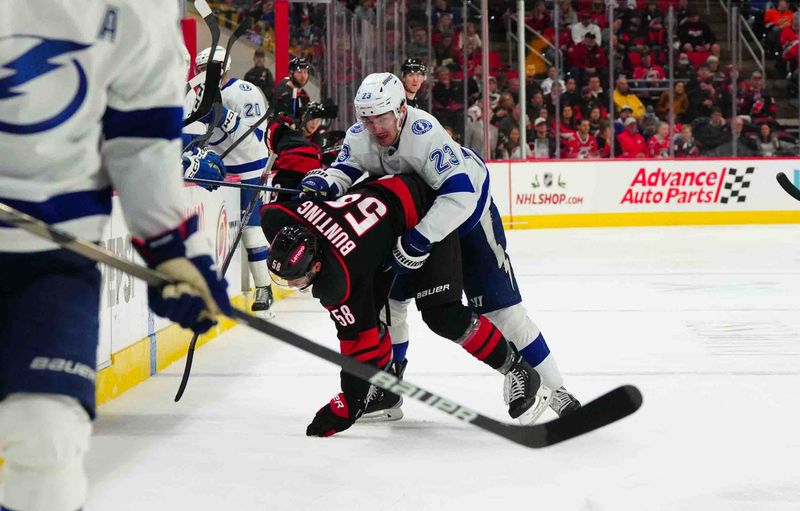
left=621, top=166, right=754, bottom=205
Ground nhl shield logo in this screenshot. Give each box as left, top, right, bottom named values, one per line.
left=543, top=172, right=553, bottom=187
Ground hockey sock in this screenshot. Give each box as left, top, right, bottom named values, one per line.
left=456, top=315, right=511, bottom=372
left=243, top=227, right=270, bottom=287
left=392, top=340, right=409, bottom=362
left=520, top=333, right=564, bottom=389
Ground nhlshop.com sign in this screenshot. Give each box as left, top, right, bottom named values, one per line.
left=621, top=166, right=753, bottom=205
left=490, top=158, right=800, bottom=219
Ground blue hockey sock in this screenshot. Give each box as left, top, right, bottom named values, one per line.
left=519, top=333, right=551, bottom=367
left=392, top=341, right=409, bottom=363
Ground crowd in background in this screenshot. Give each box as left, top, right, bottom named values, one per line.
left=211, top=0, right=800, bottom=159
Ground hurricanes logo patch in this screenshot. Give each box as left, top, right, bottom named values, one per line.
left=411, top=119, right=432, bottom=135
left=350, top=123, right=364, bottom=134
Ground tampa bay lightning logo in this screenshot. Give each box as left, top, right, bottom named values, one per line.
left=349, top=123, right=364, bottom=134
left=411, top=119, right=432, bottom=135
left=0, top=35, right=91, bottom=134
left=337, top=143, right=350, bottom=162
left=239, top=82, right=252, bottom=91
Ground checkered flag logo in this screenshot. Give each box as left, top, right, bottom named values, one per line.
left=719, top=167, right=755, bottom=204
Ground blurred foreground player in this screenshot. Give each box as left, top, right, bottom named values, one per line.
left=0, top=2, right=231, bottom=510
left=261, top=176, right=548, bottom=437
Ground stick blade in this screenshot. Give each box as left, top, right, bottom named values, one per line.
left=776, top=172, right=800, bottom=202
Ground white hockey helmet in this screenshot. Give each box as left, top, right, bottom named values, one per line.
left=195, top=45, right=231, bottom=73
left=353, top=72, right=406, bottom=122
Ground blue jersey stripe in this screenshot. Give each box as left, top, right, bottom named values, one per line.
left=458, top=172, right=490, bottom=237
left=438, top=173, right=475, bottom=196
left=0, top=187, right=112, bottom=228
left=329, top=163, right=362, bottom=181
left=103, top=106, right=182, bottom=141
left=227, top=158, right=267, bottom=175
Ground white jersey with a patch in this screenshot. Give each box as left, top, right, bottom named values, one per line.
left=327, top=107, right=491, bottom=244
left=184, top=78, right=269, bottom=180
left=0, top=0, right=189, bottom=253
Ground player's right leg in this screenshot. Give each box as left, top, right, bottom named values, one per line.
left=0, top=250, right=101, bottom=511
left=240, top=183, right=274, bottom=318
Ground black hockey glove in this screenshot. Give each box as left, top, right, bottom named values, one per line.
left=306, top=392, right=366, bottom=437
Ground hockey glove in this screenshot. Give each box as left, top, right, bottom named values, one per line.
left=306, top=392, right=365, bottom=437
left=299, top=169, right=340, bottom=199
left=133, top=216, right=233, bottom=334
left=182, top=148, right=227, bottom=191
left=390, top=228, right=432, bottom=274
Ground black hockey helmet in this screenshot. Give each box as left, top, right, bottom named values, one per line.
left=289, top=56, right=311, bottom=74
left=267, top=224, right=322, bottom=290
left=400, top=58, right=427, bottom=76
left=302, top=102, right=327, bottom=123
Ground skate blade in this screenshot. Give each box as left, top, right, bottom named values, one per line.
left=358, top=407, right=404, bottom=423
left=253, top=309, right=276, bottom=320
left=516, top=385, right=554, bottom=426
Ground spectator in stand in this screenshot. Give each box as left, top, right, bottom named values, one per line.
left=540, top=65, right=565, bottom=96
left=647, top=17, right=668, bottom=65
left=756, top=123, right=781, bottom=156
left=675, top=0, right=691, bottom=24
left=499, top=104, right=524, bottom=137
left=613, top=76, right=645, bottom=119
left=558, top=0, right=579, bottom=27
left=487, top=76, right=500, bottom=110
left=562, top=78, right=582, bottom=108
left=455, top=21, right=482, bottom=54
left=632, top=51, right=666, bottom=84
left=678, top=10, right=717, bottom=53
left=497, top=126, right=524, bottom=160
left=588, top=106, right=603, bottom=133
left=586, top=74, right=609, bottom=112
left=435, top=32, right=458, bottom=69
left=765, top=0, right=794, bottom=52
left=531, top=1, right=552, bottom=33
left=407, top=26, right=429, bottom=61
left=642, top=0, right=661, bottom=27
left=507, top=78, right=521, bottom=103
left=557, top=104, right=578, bottom=152
left=674, top=53, right=695, bottom=81
left=531, top=117, right=556, bottom=158
left=567, top=119, right=599, bottom=158
left=705, top=56, right=727, bottom=87
left=568, top=32, right=608, bottom=86
left=432, top=0, right=460, bottom=25
left=596, top=119, right=614, bottom=157
left=464, top=103, right=498, bottom=159
left=688, top=79, right=716, bottom=121
left=354, top=0, right=377, bottom=22
left=673, top=124, right=700, bottom=156
left=647, top=121, right=672, bottom=157
left=571, top=10, right=603, bottom=45
left=589, top=0, right=607, bottom=28
left=738, top=71, right=777, bottom=119
left=431, top=66, right=464, bottom=128
left=433, top=11, right=455, bottom=46
left=620, top=11, right=648, bottom=54
left=615, top=104, right=635, bottom=134
left=244, top=48, right=275, bottom=102
left=617, top=117, right=647, bottom=157
left=493, top=91, right=516, bottom=125
left=657, top=80, right=689, bottom=122
left=528, top=90, right=545, bottom=122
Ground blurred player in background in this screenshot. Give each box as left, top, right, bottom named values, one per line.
left=400, top=58, right=427, bottom=110
left=0, top=2, right=231, bottom=510
left=184, top=45, right=275, bottom=317
left=271, top=56, right=312, bottom=124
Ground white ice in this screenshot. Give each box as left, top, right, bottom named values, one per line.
left=84, top=225, right=800, bottom=510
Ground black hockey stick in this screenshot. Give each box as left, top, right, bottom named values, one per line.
left=0, top=202, right=643, bottom=448
left=776, top=172, right=800, bottom=201
left=174, top=152, right=279, bottom=402
left=183, top=0, right=221, bottom=127
left=184, top=177, right=302, bottom=195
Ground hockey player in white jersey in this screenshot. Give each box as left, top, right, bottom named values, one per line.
left=300, top=73, right=581, bottom=423
left=184, top=46, right=275, bottom=317
left=0, top=2, right=232, bottom=510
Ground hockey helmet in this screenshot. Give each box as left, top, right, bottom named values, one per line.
left=400, top=58, right=427, bottom=76
left=353, top=72, right=406, bottom=123
left=289, top=56, right=311, bottom=74
left=302, top=102, right=328, bottom=123
left=267, top=224, right=322, bottom=290
left=195, top=45, right=231, bottom=73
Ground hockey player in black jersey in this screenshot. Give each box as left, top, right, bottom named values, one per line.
left=261, top=175, right=548, bottom=437
left=400, top=58, right=427, bottom=110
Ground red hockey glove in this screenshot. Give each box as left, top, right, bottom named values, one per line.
left=306, top=392, right=366, bottom=437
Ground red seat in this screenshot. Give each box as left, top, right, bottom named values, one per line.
left=687, top=51, right=712, bottom=68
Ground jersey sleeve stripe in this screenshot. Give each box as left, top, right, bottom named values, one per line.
left=329, top=163, right=363, bottom=181
left=438, top=173, right=475, bottom=196
left=225, top=158, right=268, bottom=174
left=0, top=187, right=112, bottom=227
left=103, top=106, right=182, bottom=141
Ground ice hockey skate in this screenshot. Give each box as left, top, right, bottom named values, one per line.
left=550, top=386, right=581, bottom=417
left=251, top=285, right=275, bottom=319
left=504, top=351, right=553, bottom=425
left=360, top=359, right=408, bottom=422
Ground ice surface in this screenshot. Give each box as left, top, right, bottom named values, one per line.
left=82, top=225, right=800, bottom=510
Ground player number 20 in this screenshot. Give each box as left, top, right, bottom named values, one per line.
left=331, top=305, right=355, bottom=326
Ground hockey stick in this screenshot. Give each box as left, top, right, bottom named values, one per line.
left=0, top=203, right=643, bottom=448
left=174, top=152, right=279, bottom=401
left=776, top=172, right=800, bottom=201
left=184, top=177, right=302, bottom=195
left=183, top=0, right=221, bottom=127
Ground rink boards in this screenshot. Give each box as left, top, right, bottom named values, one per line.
left=488, top=157, right=800, bottom=229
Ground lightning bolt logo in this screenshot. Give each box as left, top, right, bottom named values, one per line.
left=0, top=35, right=91, bottom=134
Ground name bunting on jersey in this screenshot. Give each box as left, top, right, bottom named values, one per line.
left=296, top=201, right=357, bottom=256
left=488, top=159, right=799, bottom=221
